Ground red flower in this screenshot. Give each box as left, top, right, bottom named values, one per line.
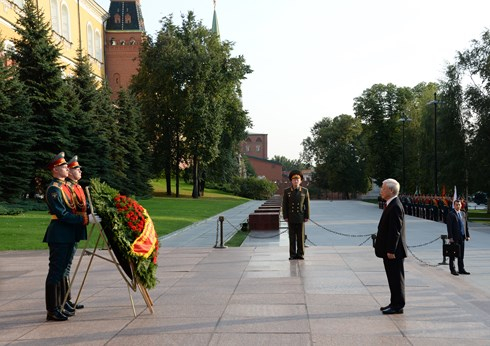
left=114, top=194, right=147, bottom=234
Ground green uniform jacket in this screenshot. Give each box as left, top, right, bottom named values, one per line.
left=43, top=178, right=85, bottom=243
left=282, top=186, right=310, bottom=223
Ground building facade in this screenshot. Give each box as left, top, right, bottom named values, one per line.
left=1, top=0, right=143, bottom=94
left=240, top=133, right=268, bottom=159
left=104, top=0, right=144, bottom=96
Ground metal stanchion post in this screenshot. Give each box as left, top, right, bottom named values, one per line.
left=215, top=216, right=227, bottom=249
left=439, top=234, right=448, bottom=265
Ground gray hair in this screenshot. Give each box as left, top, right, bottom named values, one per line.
left=383, top=178, right=400, bottom=196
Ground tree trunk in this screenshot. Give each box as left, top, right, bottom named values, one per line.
left=165, top=162, right=172, bottom=196
left=192, top=155, right=199, bottom=198
left=175, top=139, right=180, bottom=198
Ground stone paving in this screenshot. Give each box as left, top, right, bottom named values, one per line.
left=1, top=200, right=490, bottom=345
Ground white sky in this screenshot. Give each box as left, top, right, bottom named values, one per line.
left=100, top=0, right=490, bottom=160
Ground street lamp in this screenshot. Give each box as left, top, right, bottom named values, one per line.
left=427, top=92, right=443, bottom=195
left=398, top=114, right=411, bottom=192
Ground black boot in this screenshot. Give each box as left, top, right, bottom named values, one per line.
left=58, top=281, right=75, bottom=316
left=46, top=282, right=68, bottom=321
left=47, top=308, right=68, bottom=321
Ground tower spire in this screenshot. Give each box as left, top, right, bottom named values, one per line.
left=212, top=0, right=220, bottom=36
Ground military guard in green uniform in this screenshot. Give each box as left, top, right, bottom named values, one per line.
left=63, top=155, right=93, bottom=311
left=282, top=170, right=310, bottom=260
left=44, top=152, right=88, bottom=321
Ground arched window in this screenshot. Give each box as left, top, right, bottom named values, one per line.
left=61, top=3, right=70, bottom=40
left=50, top=0, right=60, bottom=33
left=95, top=30, right=102, bottom=60
left=87, top=23, right=94, bottom=56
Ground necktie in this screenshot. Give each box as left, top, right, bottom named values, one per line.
left=457, top=212, right=464, bottom=235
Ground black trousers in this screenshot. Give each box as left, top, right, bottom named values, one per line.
left=383, top=257, right=405, bottom=309
left=46, top=243, right=74, bottom=311
left=449, top=238, right=466, bottom=272
left=288, top=222, right=304, bottom=258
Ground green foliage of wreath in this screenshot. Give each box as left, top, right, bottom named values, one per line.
left=89, top=178, right=159, bottom=289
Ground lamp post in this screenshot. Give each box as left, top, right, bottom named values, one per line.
left=398, top=114, right=411, bottom=192
left=427, top=92, right=442, bottom=195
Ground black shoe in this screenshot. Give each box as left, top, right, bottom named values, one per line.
left=62, top=309, right=75, bottom=317
left=459, top=270, right=470, bottom=275
left=451, top=270, right=459, bottom=276
left=382, top=307, right=403, bottom=315
left=289, top=257, right=295, bottom=260
left=296, top=256, right=304, bottom=260
left=67, top=300, right=84, bottom=309
left=64, top=303, right=75, bottom=313
left=46, top=309, right=68, bottom=321
left=380, top=305, right=391, bottom=311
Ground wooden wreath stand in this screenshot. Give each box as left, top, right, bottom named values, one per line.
left=63, top=187, right=154, bottom=317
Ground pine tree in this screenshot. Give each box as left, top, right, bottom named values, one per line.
left=95, top=81, right=127, bottom=190
left=11, top=0, right=72, bottom=184
left=68, top=50, right=110, bottom=185
left=115, top=89, right=153, bottom=196
left=0, top=41, right=36, bottom=201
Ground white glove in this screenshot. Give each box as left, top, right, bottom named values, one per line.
left=88, top=213, right=101, bottom=224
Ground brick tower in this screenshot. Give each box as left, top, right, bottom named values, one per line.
left=105, top=0, right=145, bottom=97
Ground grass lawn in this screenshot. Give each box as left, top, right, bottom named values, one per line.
left=0, top=180, right=248, bottom=251
left=468, top=208, right=490, bottom=222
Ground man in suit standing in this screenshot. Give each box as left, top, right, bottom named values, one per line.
left=375, top=178, right=407, bottom=315
left=282, top=170, right=310, bottom=260
left=446, top=199, right=471, bottom=275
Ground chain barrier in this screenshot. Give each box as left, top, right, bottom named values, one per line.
left=216, top=216, right=447, bottom=267
left=309, top=219, right=373, bottom=246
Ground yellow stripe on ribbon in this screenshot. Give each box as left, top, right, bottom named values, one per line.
left=130, top=208, right=157, bottom=259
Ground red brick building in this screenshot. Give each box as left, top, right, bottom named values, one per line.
left=240, top=134, right=268, bottom=159
left=246, top=156, right=283, bottom=182
left=104, top=0, right=145, bottom=98
left=240, top=133, right=284, bottom=182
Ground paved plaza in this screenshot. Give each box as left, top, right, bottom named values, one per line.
left=1, top=200, right=490, bottom=345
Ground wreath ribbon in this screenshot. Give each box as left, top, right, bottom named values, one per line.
left=130, top=208, right=157, bottom=259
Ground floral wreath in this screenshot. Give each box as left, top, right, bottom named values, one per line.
left=89, top=178, right=159, bottom=289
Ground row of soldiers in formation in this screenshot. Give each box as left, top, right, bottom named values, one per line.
left=378, top=194, right=467, bottom=223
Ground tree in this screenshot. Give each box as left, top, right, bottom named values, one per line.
left=353, top=83, right=413, bottom=188
left=457, top=29, right=490, bottom=199
left=11, top=0, right=73, bottom=192
left=206, top=89, right=252, bottom=185
left=437, top=64, right=468, bottom=196
left=114, top=89, right=153, bottom=196
left=67, top=50, right=115, bottom=187
left=0, top=39, right=35, bottom=201
left=271, top=156, right=308, bottom=171
left=132, top=12, right=251, bottom=198
left=94, top=81, right=127, bottom=190
left=302, top=115, right=369, bottom=198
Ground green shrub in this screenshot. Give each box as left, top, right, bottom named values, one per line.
left=234, top=177, right=277, bottom=200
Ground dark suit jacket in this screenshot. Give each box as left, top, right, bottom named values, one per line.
left=446, top=209, right=469, bottom=241
left=375, top=196, right=407, bottom=259
left=282, top=186, right=310, bottom=223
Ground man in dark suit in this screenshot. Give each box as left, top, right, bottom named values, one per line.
left=375, top=178, right=407, bottom=314
left=446, top=199, right=471, bottom=275
left=282, top=170, right=310, bottom=260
